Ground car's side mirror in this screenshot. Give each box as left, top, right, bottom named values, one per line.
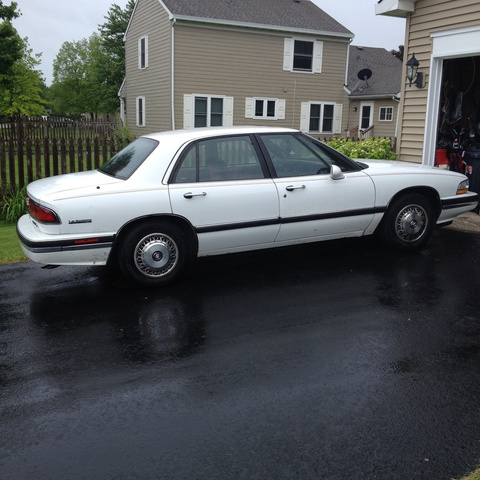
left=330, top=165, right=345, bottom=180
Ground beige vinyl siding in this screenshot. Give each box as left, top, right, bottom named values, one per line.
left=172, top=24, right=349, bottom=133
left=399, top=0, right=480, bottom=163
left=373, top=102, right=398, bottom=139
left=123, top=0, right=172, bottom=135
left=344, top=99, right=398, bottom=140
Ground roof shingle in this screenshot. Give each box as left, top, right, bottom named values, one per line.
left=347, top=45, right=402, bottom=97
left=161, top=0, right=353, bottom=36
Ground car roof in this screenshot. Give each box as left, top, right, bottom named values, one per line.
left=142, top=126, right=299, bottom=143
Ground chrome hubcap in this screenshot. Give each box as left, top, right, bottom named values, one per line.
left=395, top=205, right=427, bottom=242
left=134, top=233, right=178, bottom=278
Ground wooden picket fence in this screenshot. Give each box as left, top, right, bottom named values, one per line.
left=0, top=117, right=124, bottom=192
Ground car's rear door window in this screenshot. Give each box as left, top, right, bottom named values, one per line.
left=171, top=135, right=266, bottom=183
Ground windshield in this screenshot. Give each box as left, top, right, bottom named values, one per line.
left=99, top=138, right=158, bottom=179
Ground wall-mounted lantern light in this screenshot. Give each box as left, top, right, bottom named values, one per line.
left=406, top=53, right=423, bottom=88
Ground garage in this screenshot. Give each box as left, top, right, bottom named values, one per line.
left=436, top=55, right=480, bottom=195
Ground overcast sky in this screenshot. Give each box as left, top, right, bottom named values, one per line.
left=14, top=0, right=406, bottom=85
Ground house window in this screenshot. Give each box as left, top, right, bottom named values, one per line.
left=138, top=36, right=148, bottom=69
left=245, top=98, right=286, bottom=120
left=300, top=102, right=342, bottom=134
left=309, top=103, right=335, bottom=133
left=379, top=106, right=393, bottom=121
left=194, top=96, right=223, bottom=127
left=256, top=99, right=275, bottom=118
left=183, top=94, right=234, bottom=129
left=283, top=38, right=323, bottom=73
left=136, top=96, right=145, bottom=127
left=294, top=40, right=313, bottom=71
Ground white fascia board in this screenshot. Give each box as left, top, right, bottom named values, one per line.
left=124, top=0, right=139, bottom=40
left=125, top=0, right=174, bottom=40
left=172, top=15, right=354, bottom=41
left=157, top=0, right=174, bottom=20
left=375, top=0, right=415, bottom=18
left=348, top=94, right=400, bottom=100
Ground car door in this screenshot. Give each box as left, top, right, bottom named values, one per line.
left=168, top=134, right=280, bottom=254
left=257, top=133, right=376, bottom=243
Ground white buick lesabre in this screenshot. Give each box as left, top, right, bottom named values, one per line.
left=17, top=126, right=478, bottom=285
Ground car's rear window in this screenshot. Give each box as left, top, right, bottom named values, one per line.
left=99, top=138, right=158, bottom=180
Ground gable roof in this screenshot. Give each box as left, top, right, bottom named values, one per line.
left=159, top=0, right=353, bottom=37
left=346, top=45, right=402, bottom=98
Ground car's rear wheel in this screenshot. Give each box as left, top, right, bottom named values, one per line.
left=119, top=221, right=188, bottom=286
left=379, top=193, right=435, bottom=250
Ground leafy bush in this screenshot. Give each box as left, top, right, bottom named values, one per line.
left=1, top=185, right=27, bottom=223
left=113, top=123, right=136, bottom=149
left=326, top=137, right=396, bottom=160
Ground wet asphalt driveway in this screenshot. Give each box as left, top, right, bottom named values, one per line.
left=2, top=221, right=480, bottom=480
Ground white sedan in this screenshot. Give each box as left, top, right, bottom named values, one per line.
left=17, top=126, right=478, bottom=286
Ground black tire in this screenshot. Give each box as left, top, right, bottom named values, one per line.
left=119, top=221, right=188, bottom=286
left=379, top=193, right=435, bottom=250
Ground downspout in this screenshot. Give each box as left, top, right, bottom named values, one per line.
left=171, top=18, right=176, bottom=130
left=393, top=95, right=400, bottom=150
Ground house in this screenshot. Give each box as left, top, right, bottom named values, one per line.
left=119, top=0, right=354, bottom=137
left=344, top=45, right=402, bottom=141
left=376, top=0, right=480, bottom=172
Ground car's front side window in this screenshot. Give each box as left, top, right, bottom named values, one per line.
left=258, top=133, right=361, bottom=177
left=171, top=135, right=266, bottom=183
left=259, top=133, right=329, bottom=177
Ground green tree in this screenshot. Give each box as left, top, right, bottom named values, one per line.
left=51, top=1, right=135, bottom=117
left=0, top=40, right=45, bottom=116
left=0, top=1, right=21, bottom=74
left=0, top=2, right=46, bottom=116
left=97, top=0, right=135, bottom=112
left=52, top=34, right=107, bottom=118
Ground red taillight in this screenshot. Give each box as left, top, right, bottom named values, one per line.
left=28, top=198, right=59, bottom=224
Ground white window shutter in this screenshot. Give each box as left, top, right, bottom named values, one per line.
left=277, top=99, right=286, bottom=120
left=313, top=40, right=323, bottom=74
left=224, top=96, right=234, bottom=126
left=138, top=38, right=142, bottom=69
left=183, top=94, right=193, bottom=129
left=245, top=98, right=254, bottom=118
left=333, top=104, right=343, bottom=134
left=300, top=102, right=309, bottom=132
left=283, top=38, right=293, bottom=71
left=144, top=36, right=149, bottom=68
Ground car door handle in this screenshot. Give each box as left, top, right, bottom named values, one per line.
left=183, top=192, right=207, bottom=199
left=285, top=185, right=306, bottom=191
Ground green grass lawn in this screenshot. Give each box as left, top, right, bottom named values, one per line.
left=459, top=469, right=480, bottom=480
left=0, top=221, right=28, bottom=264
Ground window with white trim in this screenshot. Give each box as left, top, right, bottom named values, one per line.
left=136, top=96, right=145, bottom=127
left=379, top=106, right=393, bottom=121
left=300, top=102, right=343, bottom=134
left=183, top=94, right=234, bottom=128
left=138, top=36, right=148, bottom=69
left=245, top=98, right=286, bottom=120
left=283, top=38, right=323, bottom=73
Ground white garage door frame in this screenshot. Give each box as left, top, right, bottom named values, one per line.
left=423, top=25, right=480, bottom=165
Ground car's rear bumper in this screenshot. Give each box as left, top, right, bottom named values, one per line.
left=17, top=215, right=114, bottom=266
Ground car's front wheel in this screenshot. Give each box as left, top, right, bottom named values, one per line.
left=119, top=221, right=188, bottom=286
left=379, top=193, right=435, bottom=250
